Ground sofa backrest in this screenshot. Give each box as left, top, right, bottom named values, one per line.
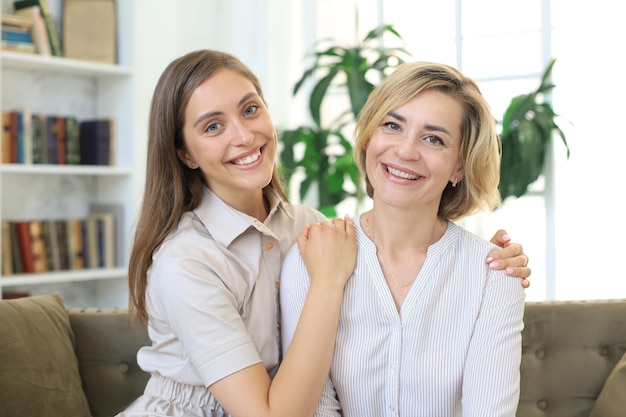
left=70, top=300, right=626, bottom=417
left=69, top=308, right=150, bottom=417
left=518, top=299, right=626, bottom=417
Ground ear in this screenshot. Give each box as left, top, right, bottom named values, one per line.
left=176, top=149, right=197, bottom=169
left=450, top=166, right=464, bottom=187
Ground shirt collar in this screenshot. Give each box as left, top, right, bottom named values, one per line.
left=193, top=186, right=290, bottom=247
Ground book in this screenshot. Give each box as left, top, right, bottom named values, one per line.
left=2, top=27, right=33, bottom=43
left=0, top=39, right=36, bottom=53
left=45, top=115, right=58, bottom=164
left=14, top=109, right=33, bottom=164
left=28, top=219, right=48, bottom=272
left=42, top=219, right=60, bottom=271
left=9, top=222, right=23, bottom=273
left=85, top=214, right=99, bottom=268
left=14, top=5, right=51, bottom=56
left=31, top=113, right=46, bottom=164
left=65, top=116, right=80, bottom=164
left=1, top=111, right=11, bottom=164
left=13, top=0, right=62, bottom=56
left=15, top=221, right=34, bottom=273
left=66, top=218, right=84, bottom=269
left=89, top=203, right=123, bottom=266
left=9, top=111, right=18, bottom=163
left=1, top=13, right=32, bottom=30
left=55, top=219, right=69, bottom=270
left=79, top=118, right=113, bottom=165
left=63, top=0, right=116, bottom=63
left=87, top=211, right=115, bottom=268
left=2, top=221, right=13, bottom=275
left=55, top=116, right=66, bottom=164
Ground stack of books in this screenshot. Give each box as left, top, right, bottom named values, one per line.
left=1, top=13, right=36, bottom=54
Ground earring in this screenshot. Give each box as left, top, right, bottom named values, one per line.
left=189, top=163, right=196, bottom=169
left=451, top=178, right=458, bottom=187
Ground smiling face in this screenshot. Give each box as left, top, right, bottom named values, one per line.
left=365, top=88, right=465, bottom=211
left=177, top=68, right=277, bottom=206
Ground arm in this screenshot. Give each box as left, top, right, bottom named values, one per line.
left=211, top=217, right=356, bottom=417
left=280, top=240, right=343, bottom=417
left=487, top=230, right=531, bottom=287
left=462, top=270, right=526, bottom=416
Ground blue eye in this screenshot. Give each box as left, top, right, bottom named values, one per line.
left=206, top=122, right=221, bottom=133
left=243, top=105, right=258, bottom=116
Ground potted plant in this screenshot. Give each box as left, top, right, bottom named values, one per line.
left=279, top=24, right=409, bottom=217
left=498, top=58, right=570, bottom=200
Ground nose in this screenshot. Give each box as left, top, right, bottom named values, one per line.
left=394, top=136, right=420, bottom=160
left=231, top=120, right=254, bottom=146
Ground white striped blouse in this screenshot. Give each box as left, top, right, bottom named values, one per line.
left=280, top=214, right=526, bottom=417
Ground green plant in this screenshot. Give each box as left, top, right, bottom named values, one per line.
left=498, top=58, right=570, bottom=200
left=279, top=24, right=409, bottom=217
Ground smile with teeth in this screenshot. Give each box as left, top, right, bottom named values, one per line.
left=232, top=149, right=261, bottom=166
left=386, top=165, right=419, bottom=180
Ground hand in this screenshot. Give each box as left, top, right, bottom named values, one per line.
left=296, top=216, right=357, bottom=291
left=487, top=229, right=531, bottom=288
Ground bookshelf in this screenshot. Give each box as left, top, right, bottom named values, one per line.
left=0, top=0, right=134, bottom=307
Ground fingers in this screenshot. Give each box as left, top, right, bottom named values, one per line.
left=298, top=216, right=358, bottom=291
left=490, top=229, right=511, bottom=247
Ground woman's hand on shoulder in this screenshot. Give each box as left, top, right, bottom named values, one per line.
left=487, top=229, right=531, bottom=288
left=297, top=216, right=357, bottom=291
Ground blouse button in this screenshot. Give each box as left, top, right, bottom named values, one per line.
left=266, top=243, right=274, bottom=250
left=275, top=281, right=280, bottom=289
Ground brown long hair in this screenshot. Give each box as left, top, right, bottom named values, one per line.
left=129, top=50, right=287, bottom=324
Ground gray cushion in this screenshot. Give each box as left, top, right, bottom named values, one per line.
left=590, top=350, right=626, bottom=417
left=0, top=293, right=91, bottom=417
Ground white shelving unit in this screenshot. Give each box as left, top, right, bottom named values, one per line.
left=0, top=1, right=135, bottom=308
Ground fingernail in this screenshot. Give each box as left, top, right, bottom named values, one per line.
left=489, top=261, right=500, bottom=269
left=486, top=256, right=493, bottom=263
left=502, top=234, right=511, bottom=242
left=506, top=267, right=514, bottom=275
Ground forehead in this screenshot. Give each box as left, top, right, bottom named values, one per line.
left=393, top=89, right=463, bottom=125
left=187, top=69, right=257, bottom=110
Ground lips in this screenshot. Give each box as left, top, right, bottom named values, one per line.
left=230, top=146, right=263, bottom=166
left=385, top=164, right=419, bottom=180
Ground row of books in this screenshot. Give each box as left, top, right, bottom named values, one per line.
left=1, top=213, right=118, bottom=276
left=1, top=110, right=115, bottom=166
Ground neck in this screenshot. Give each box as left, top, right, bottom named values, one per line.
left=365, top=206, right=446, bottom=254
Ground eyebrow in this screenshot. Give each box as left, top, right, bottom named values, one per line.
left=386, top=111, right=452, bottom=136
left=193, top=91, right=259, bottom=128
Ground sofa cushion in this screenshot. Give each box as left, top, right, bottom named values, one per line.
left=590, top=350, right=626, bottom=417
left=0, top=293, right=92, bottom=417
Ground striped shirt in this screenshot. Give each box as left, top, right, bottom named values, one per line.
left=280, top=214, right=525, bottom=417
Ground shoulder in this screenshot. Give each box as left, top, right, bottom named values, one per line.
left=449, top=222, right=500, bottom=255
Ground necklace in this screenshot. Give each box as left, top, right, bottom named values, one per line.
left=364, top=212, right=416, bottom=288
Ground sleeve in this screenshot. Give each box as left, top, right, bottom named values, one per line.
left=149, top=236, right=262, bottom=386
left=279, top=243, right=342, bottom=417
left=461, top=268, right=526, bottom=417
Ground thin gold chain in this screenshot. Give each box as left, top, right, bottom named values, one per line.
left=364, top=212, right=416, bottom=288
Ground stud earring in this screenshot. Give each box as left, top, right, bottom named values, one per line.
left=451, top=178, right=458, bottom=187
left=189, top=163, right=196, bottom=169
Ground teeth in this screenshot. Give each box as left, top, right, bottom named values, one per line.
left=233, top=150, right=261, bottom=166
left=387, top=166, right=418, bottom=180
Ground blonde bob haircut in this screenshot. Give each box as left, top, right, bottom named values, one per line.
left=353, top=61, right=502, bottom=221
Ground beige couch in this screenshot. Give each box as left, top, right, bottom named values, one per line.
left=1, top=294, right=625, bottom=417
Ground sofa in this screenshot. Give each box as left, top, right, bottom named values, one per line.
left=1, top=293, right=625, bottom=417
